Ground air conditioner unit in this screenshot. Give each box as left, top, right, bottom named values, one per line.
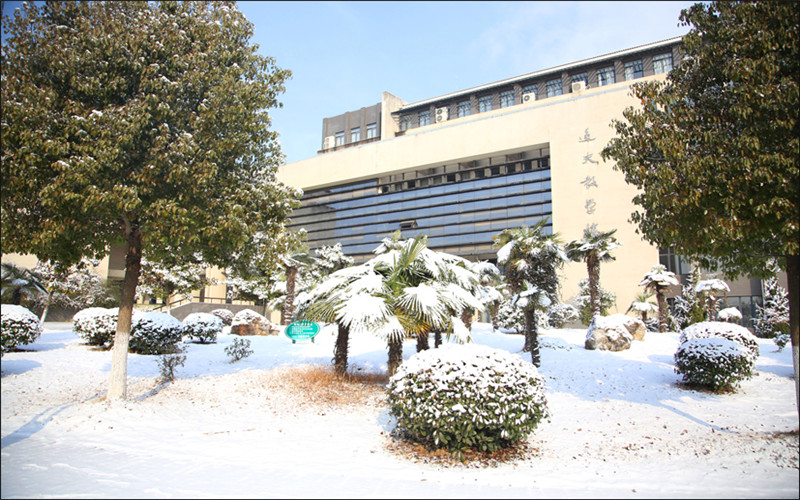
left=571, top=81, right=587, bottom=93
left=322, top=136, right=335, bottom=149
left=435, top=106, right=449, bottom=122
left=521, top=92, right=536, bottom=103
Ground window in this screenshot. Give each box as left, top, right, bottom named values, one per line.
left=571, top=73, right=588, bottom=86
left=597, top=66, right=615, bottom=86
left=478, top=95, right=492, bottom=112
left=624, top=60, right=643, bottom=80
left=545, top=78, right=562, bottom=97
left=399, top=116, right=412, bottom=132
left=419, top=110, right=431, bottom=127
left=522, top=84, right=538, bottom=100
left=659, top=247, right=692, bottom=275
left=457, top=100, right=471, bottom=118
left=653, top=53, right=673, bottom=74
left=366, top=122, right=377, bottom=139
left=350, top=127, right=361, bottom=143
left=334, top=131, right=345, bottom=146
left=499, top=90, right=514, bottom=108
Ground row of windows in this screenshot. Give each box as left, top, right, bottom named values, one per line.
left=302, top=148, right=550, bottom=206
left=291, top=153, right=554, bottom=261
left=333, top=122, right=378, bottom=146
left=398, top=52, right=674, bottom=130
left=295, top=171, right=552, bottom=226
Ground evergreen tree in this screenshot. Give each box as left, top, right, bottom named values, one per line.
left=1, top=2, right=299, bottom=399
left=754, top=261, right=791, bottom=350
left=601, top=1, right=799, bottom=414
left=575, top=278, right=616, bottom=326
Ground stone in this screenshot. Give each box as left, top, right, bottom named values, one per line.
left=585, top=315, right=634, bottom=351
left=610, top=313, right=646, bottom=341
left=230, top=309, right=279, bottom=336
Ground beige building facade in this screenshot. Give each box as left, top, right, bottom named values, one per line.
left=278, top=38, right=689, bottom=315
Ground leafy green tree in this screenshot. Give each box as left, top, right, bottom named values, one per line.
left=638, top=264, right=679, bottom=332
left=565, top=227, right=621, bottom=319
left=1, top=1, right=299, bottom=399
left=493, top=219, right=566, bottom=366
left=601, top=1, right=798, bottom=413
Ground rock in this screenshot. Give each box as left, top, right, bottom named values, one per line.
left=230, top=309, right=279, bottom=336
left=585, top=315, right=634, bottom=351
left=610, top=313, right=646, bottom=341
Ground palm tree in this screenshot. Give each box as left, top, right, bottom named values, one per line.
left=279, top=245, right=313, bottom=325
left=638, top=264, right=679, bottom=332
left=297, top=233, right=482, bottom=377
left=493, top=219, right=566, bottom=366
left=626, top=292, right=659, bottom=326
left=565, top=226, right=621, bottom=320
left=1, top=262, right=45, bottom=306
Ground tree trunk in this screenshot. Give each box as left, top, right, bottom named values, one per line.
left=416, top=331, right=429, bottom=352
left=523, top=308, right=534, bottom=352
left=107, top=223, right=142, bottom=400
left=524, top=307, right=541, bottom=367
left=333, top=322, right=350, bottom=376
left=491, top=303, right=500, bottom=331
left=282, top=265, right=297, bottom=325
left=387, top=338, right=403, bottom=377
left=587, top=255, right=601, bottom=318
left=785, top=254, right=799, bottom=421
left=461, top=308, right=473, bottom=332
left=39, top=290, right=54, bottom=323
left=434, top=331, right=442, bottom=348
left=656, top=286, right=668, bottom=333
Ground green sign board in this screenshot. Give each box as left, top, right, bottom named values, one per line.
left=285, top=321, right=320, bottom=344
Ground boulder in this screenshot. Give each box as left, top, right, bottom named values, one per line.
left=609, top=313, right=646, bottom=341
left=230, top=309, right=279, bottom=336
left=585, top=315, right=634, bottom=351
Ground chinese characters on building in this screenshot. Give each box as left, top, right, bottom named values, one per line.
left=578, top=128, right=598, bottom=224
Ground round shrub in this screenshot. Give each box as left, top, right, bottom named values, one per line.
left=679, top=321, right=759, bottom=360
left=73, top=307, right=118, bottom=346
left=674, top=337, right=755, bottom=392
left=211, top=308, right=234, bottom=326
left=182, top=312, right=224, bottom=343
left=1, top=304, right=43, bottom=354
left=129, top=312, right=183, bottom=355
left=388, top=344, right=549, bottom=458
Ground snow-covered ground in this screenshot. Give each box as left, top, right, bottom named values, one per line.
left=2, top=322, right=798, bottom=499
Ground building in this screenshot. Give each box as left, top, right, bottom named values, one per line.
left=277, top=36, right=781, bottom=325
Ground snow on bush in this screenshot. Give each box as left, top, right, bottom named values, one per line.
left=211, top=308, right=234, bottom=326
left=73, top=307, right=119, bottom=346
left=674, top=337, right=754, bottom=392
left=717, top=307, right=742, bottom=323
left=388, top=343, right=549, bottom=459
left=182, top=312, right=223, bottom=343
left=129, top=312, right=183, bottom=355
left=547, top=303, right=578, bottom=328
left=679, top=321, right=759, bottom=360
left=1, top=304, right=42, bottom=354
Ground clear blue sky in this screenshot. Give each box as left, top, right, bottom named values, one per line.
left=2, top=1, right=698, bottom=164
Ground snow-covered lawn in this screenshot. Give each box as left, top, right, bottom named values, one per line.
left=2, top=322, right=798, bottom=499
